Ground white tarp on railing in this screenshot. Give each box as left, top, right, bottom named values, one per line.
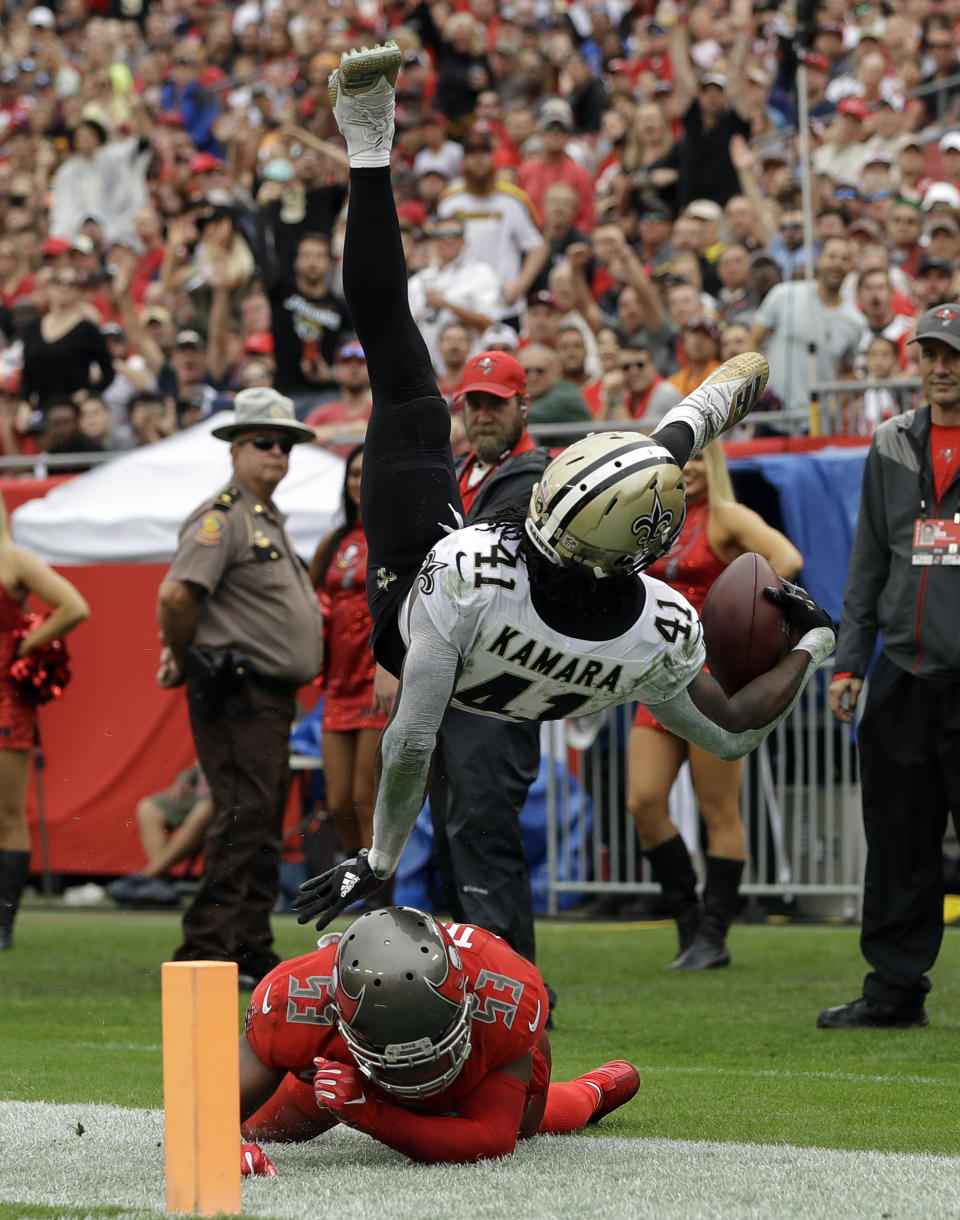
left=10, top=414, right=345, bottom=564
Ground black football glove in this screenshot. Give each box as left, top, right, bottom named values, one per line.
left=763, top=581, right=835, bottom=640
left=292, top=849, right=386, bottom=931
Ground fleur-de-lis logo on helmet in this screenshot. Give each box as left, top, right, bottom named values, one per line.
left=631, top=487, right=675, bottom=549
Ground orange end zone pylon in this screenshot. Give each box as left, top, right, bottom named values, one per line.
left=162, top=961, right=242, bottom=1215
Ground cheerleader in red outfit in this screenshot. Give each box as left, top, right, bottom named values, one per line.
left=0, top=493, right=89, bottom=950
left=626, top=443, right=802, bottom=972
left=308, top=445, right=396, bottom=855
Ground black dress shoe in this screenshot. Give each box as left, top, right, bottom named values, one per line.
left=817, top=997, right=929, bottom=1029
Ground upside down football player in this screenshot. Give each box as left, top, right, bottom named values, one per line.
left=292, top=44, right=837, bottom=932
left=239, top=906, right=641, bottom=1171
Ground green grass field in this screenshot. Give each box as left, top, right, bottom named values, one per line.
left=2, top=908, right=959, bottom=1219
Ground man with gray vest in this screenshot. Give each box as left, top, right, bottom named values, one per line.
left=157, top=387, right=324, bottom=987
left=821, top=304, right=960, bottom=1029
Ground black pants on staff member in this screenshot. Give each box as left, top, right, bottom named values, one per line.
left=173, top=678, right=295, bottom=983
left=857, top=653, right=960, bottom=1011
left=430, top=709, right=541, bottom=964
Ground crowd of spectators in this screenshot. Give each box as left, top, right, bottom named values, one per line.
left=2, top=0, right=960, bottom=463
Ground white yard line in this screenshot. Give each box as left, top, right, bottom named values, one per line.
left=2, top=1101, right=960, bottom=1220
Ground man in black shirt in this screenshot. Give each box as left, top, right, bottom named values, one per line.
left=261, top=231, right=350, bottom=418
left=253, top=136, right=348, bottom=271
left=665, top=11, right=751, bottom=209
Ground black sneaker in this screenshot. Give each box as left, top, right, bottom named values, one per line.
left=817, top=997, right=929, bottom=1029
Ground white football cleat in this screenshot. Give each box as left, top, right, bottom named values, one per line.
left=328, top=42, right=401, bottom=168
left=654, top=352, right=769, bottom=460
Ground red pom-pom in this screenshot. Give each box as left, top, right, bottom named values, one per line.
left=9, top=613, right=72, bottom=705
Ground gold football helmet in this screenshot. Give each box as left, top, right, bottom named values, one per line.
left=525, top=432, right=685, bottom=577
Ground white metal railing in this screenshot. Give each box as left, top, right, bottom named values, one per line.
left=542, top=659, right=866, bottom=919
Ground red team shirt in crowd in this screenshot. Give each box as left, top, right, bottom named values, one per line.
left=319, top=522, right=387, bottom=733
left=244, top=921, right=550, bottom=1109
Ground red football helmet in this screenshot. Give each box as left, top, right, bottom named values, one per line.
left=331, top=907, right=473, bottom=1098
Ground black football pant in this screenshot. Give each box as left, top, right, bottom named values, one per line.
left=174, top=680, right=294, bottom=976
left=429, top=709, right=542, bottom=962
left=856, top=654, right=960, bottom=1009
left=343, top=167, right=461, bottom=677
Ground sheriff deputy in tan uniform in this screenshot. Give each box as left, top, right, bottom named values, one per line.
left=156, top=387, right=324, bottom=988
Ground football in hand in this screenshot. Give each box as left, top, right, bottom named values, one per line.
left=700, top=553, right=790, bottom=696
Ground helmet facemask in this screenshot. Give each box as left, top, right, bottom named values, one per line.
left=332, top=907, right=473, bottom=1099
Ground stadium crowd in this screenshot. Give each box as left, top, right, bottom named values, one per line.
left=0, top=0, right=959, bottom=455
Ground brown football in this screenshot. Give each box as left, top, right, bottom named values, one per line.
left=700, top=552, right=790, bottom=696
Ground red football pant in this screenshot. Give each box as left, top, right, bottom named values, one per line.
left=242, top=1073, right=337, bottom=1143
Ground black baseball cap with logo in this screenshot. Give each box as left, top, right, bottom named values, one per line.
left=915, top=303, right=960, bottom=351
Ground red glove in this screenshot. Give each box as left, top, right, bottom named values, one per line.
left=313, top=1055, right=376, bottom=1127
left=240, top=1142, right=278, bottom=1177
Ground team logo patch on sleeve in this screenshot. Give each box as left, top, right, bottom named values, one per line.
left=417, top=549, right=447, bottom=595
left=195, top=511, right=227, bottom=546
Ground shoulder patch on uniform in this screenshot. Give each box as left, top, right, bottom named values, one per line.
left=213, top=487, right=240, bottom=512
left=195, top=510, right=227, bottom=546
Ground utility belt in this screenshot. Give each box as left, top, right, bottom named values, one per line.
left=185, top=647, right=298, bottom=718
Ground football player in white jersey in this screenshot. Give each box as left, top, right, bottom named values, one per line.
left=293, top=44, right=837, bottom=930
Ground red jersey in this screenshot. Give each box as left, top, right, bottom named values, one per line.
left=634, top=497, right=725, bottom=731
left=516, top=157, right=595, bottom=233
left=244, top=921, right=550, bottom=1110
left=645, top=496, right=726, bottom=615
left=930, top=423, right=960, bottom=506
left=320, top=522, right=386, bottom=732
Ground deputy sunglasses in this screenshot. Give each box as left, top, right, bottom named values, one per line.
left=243, top=434, right=295, bottom=453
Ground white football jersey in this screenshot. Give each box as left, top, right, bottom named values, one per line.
left=400, top=524, right=705, bottom=722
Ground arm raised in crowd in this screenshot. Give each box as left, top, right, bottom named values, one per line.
left=111, top=264, right=167, bottom=380
left=205, top=259, right=232, bottom=385
left=724, top=0, right=754, bottom=121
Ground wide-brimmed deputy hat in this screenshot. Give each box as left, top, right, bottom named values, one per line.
left=211, top=387, right=316, bottom=443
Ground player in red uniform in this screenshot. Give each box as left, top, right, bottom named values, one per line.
left=238, top=906, right=640, bottom=1168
